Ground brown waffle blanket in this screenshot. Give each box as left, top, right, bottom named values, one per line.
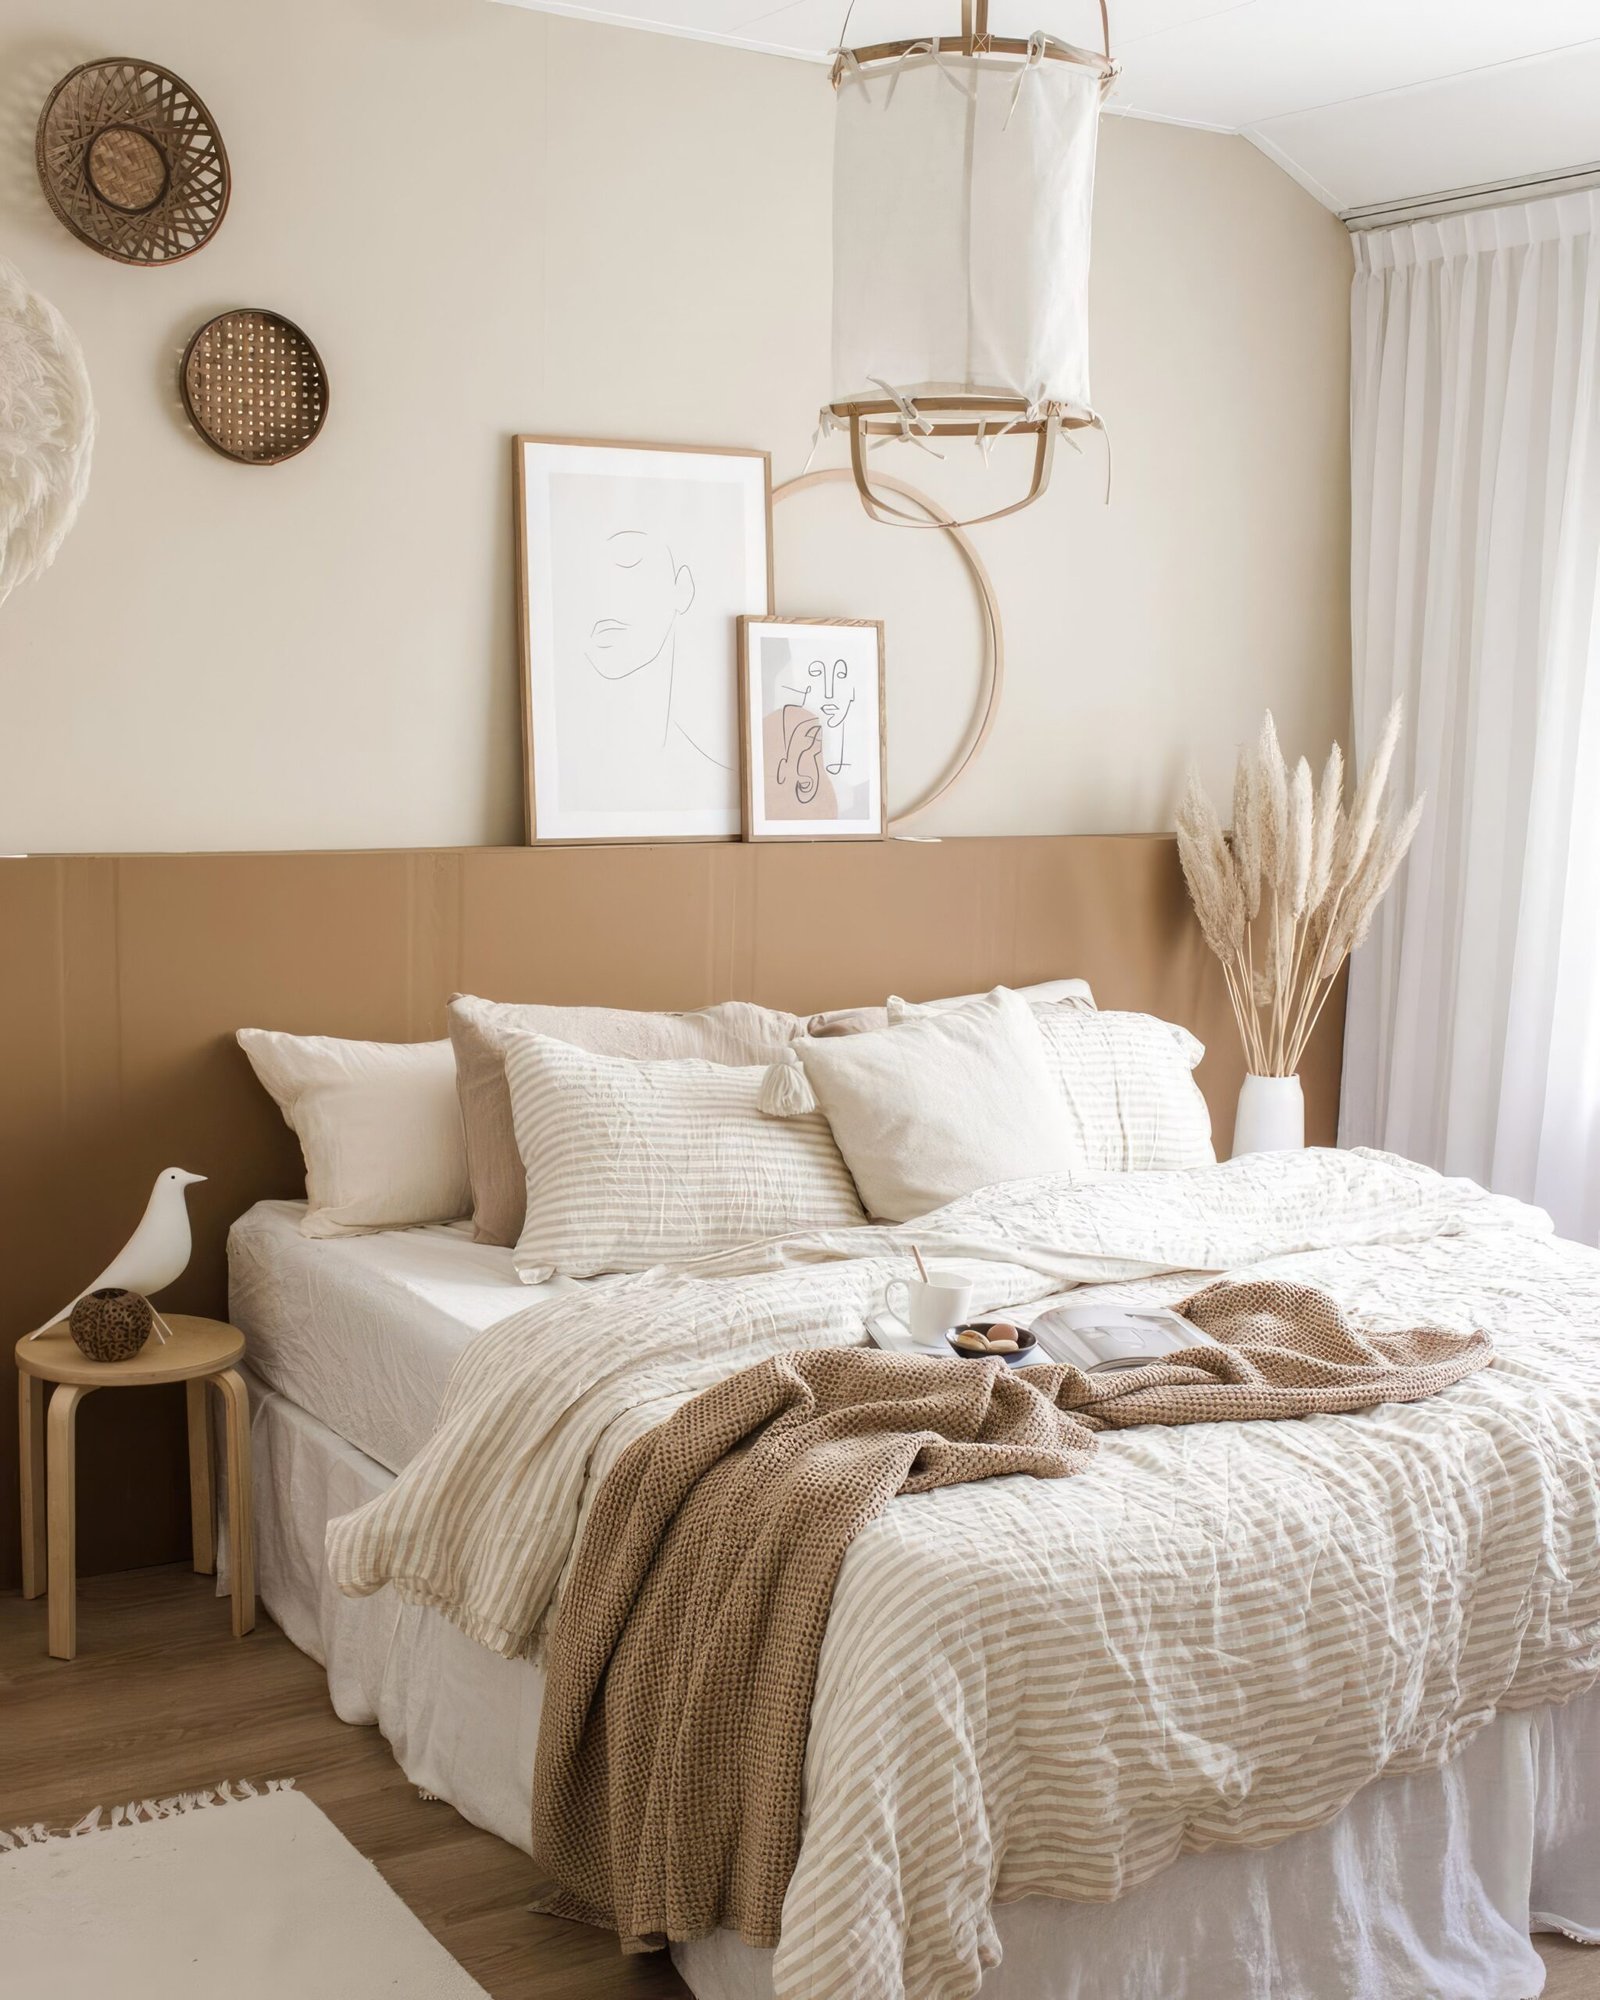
left=529, top=1278, right=1492, bottom=1953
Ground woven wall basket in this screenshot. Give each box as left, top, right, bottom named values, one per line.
left=36, top=58, right=230, bottom=265
left=181, top=310, right=329, bottom=465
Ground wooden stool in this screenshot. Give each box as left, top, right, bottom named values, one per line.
left=16, top=1314, right=254, bottom=1660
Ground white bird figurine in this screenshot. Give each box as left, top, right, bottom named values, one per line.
left=29, top=1167, right=206, bottom=1343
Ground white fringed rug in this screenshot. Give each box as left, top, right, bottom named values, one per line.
left=0, top=1780, right=489, bottom=1998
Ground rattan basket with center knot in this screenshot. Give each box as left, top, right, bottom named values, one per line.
left=36, top=57, right=230, bottom=265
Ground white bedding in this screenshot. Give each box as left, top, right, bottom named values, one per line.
left=324, top=1149, right=1600, bottom=2000
left=247, top=1370, right=1600, bottom=2000
left=226, top=1201, right=578, bottom=1471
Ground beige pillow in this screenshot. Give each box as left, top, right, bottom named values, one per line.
left=804, top=978, right=1094, bottom=1041
left=888, top=996, right=1213, bottom=1173
left=449, top=994, right=806, bottom=1247
left=789, top=987, right=1080, bottom=1222
left=893, top=976, right=1096, bottom=1015
left=237, top=1030, right=469, bottom=1238
left=505, top=1033, right=864, bottom=1281
left=804, top=1004, right=892, bottom=1038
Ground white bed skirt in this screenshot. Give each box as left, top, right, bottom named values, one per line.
left=244, top=1371, right=1600, bottom=2000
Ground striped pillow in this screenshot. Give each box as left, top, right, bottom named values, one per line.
left=449, top=993, right=809, bottom=1248
left=887, top=996, right=1215, bottom=1174
left=503, top=1032, right=866, bottom=1282
left=1030, top=1009, right=1214, bottom=1172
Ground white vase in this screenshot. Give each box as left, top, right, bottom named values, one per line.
left=1232, top=1074, right=1305, bottom=1157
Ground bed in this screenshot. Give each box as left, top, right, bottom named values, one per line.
left=230, top=1156, right=1600, bottom=2000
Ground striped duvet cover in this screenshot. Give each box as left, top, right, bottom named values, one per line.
left=328, top=1149, right=1600, bottom=2000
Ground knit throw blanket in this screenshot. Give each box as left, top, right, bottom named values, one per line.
left=529, top=1278, right=1492, bottom=1953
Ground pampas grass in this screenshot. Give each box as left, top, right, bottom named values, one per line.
left=1176, top=704, right=1423, bottom=1078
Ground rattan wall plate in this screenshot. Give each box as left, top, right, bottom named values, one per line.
left=36, top=58, right=230, bottom=265
left=181, top=310, right=329, bottom=465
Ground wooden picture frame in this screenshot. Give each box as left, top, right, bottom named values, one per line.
left=514, top=436, right=773, bottom=845
left=738, top=616, right=887, bottom=842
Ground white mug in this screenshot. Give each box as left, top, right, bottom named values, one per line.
left=884, top=1271, right=974, bottom=1346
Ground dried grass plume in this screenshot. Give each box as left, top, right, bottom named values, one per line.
left=1175, top=704, right=1422, bottom=1076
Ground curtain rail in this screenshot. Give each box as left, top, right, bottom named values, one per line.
left=1344, top=161, right=1600, bottom=231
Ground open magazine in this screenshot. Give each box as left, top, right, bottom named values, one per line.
left=1027, top=1303, right=1218, bottom=1373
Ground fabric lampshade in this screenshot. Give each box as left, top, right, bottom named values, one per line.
left=831, top=48, right=1101, bottom=420
left=823, top=12, right=1114, bottom=525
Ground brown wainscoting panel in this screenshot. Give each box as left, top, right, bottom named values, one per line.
left=0, top=840, right=1344, bottom=1588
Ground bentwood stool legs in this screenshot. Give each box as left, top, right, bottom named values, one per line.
left=18, top=1368, right=46, bottom=1600
left=212, top=1368, right=255, bottom=1639
left=186, top=1378, right=216, bottom=1576
left=184, top=1374, right=255, bottom=1631
left=15, top=1316, right=254, bottom=1660
left=45, top=1383, right=90, bottom=1658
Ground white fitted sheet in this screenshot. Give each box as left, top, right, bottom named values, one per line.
left=246, top=1374, right=1600, bottom=2000
left=226, top=1200, right=579, bottom=1472
left=224, top=1200, right=1085, bottom=1478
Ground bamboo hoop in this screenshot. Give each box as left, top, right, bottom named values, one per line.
left=773, top=466, right=1005, bottom=831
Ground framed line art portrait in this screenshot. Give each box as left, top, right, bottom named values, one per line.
left=738, top=617, right=887, bottom=841
left=515, top=437, right=773, bottom=842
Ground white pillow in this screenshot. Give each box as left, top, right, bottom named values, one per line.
left=504, top=1033, right=865, bottom=1282
left=788, top=987, right=1081, bottom=1222
left=889, top=996, right=1213, bottom=1173
left=237, top=1030, right=469, bottom=1238
left=1032, top=1009, right=1214, bottom=1171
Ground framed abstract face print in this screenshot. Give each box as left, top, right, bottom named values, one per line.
left=737, top=616, right=887, bottom=842
left=515, top=437, right=773, bottom=842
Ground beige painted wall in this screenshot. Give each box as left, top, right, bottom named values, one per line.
left=0, top=0, right=1352, bottom=852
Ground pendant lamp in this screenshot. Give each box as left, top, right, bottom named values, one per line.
left=824, top=0, right=1116, bottom=525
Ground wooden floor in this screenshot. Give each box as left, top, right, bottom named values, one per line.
left=1, top=1565, right=1596, bottom=2000
left=0, top=1565, right=685, bottom=1999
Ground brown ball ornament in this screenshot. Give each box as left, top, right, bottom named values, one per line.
left=69, top=1287, right=154, bottom=1363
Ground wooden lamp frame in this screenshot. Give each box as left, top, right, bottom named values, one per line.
left=829, top=0, right=1114, bottom=80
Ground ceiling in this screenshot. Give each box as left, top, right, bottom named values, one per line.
left=493, top=0, right=1600, bottom=218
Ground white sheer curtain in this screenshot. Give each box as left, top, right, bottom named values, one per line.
left=1340, top=190, right=1600, bottom=1242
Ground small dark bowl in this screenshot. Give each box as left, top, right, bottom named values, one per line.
left=946, top=1323, right=1038, bottom=1365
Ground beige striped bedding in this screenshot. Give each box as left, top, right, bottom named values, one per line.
left=327, top=1149, right=1600, bottom=2000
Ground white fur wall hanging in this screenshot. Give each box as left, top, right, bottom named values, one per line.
left=0, top=257, right=95, bottom=607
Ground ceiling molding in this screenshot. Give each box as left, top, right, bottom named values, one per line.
left=489, top=0, right=1600, bottom=215
left=498, top=0, right=836, bottom=60
left=1238, top=125, right=1342, bottom=216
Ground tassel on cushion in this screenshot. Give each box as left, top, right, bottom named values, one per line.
left=759, top=1048, right=817, bottom=1117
